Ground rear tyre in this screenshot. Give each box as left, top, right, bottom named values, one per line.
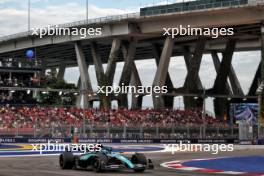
left=131, top=153, right=147, bottom=172
left=59, top=152, right=74, bottom=169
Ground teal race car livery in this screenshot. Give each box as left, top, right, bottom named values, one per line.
left=59, top=145, right=154, bottom=172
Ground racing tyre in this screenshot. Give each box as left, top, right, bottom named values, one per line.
left=59, top=152, right=75, bottom=169
left=93, top=153, right=108, bottom=172
left=73, top=155, right=79, bottom=169
left=131, top=153, right=147, bottom=172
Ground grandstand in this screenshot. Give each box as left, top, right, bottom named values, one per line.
left=0, top=106, right=237, bottom=139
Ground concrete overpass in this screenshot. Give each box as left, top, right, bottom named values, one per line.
left=0, top=1, right=264, bottom=124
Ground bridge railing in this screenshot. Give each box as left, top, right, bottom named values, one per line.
left=0, top=13, right=139, bottom=42
left=140, top=0, right=249, bottom=16
left=1, top=0, right=262, bottom=43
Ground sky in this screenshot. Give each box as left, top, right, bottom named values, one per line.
left=0, top=0, right=261, bottom=113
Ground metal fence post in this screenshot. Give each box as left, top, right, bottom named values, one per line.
left=89, top=125, right=93, bottom=138
left=123, top=125, right=127, bottom=139
left=187, top=125, right=190, bottom=138
left=140, top=125, right=143, bottom=139
left=199, top=126, right=203, bottom=139
left=156, top=124, right=159, bottom=139
left=171, top=124, right=175, bottom=139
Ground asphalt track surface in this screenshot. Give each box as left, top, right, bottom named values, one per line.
left=0, top=149, right=264, bottom=176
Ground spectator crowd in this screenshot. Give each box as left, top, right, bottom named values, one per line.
left=0, top=106, right=227, bottom=130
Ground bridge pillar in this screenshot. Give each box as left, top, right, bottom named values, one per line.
left=130, top=63, right=143, bottom=109
left=76, top=77, right=82, bottom=108
left=183, top=45, right=204, bottom=110
left=74, top=42, right=93, bottom=109
left=213, top=39, right=236, bottom=121
left=212, top=51, right=243, bottom=96
left=211, top=51, right=232, bottom=94
left=118, top=38, right=137, bottom=109
left=105, top=39, right=121, bottom=84
left=57, top=64, right=66, bottom=80
left=152, top=37, right=174, bottom=109
left=121, top=45, right=143, bottom=110
left=248, top=63, right=261, bottom=95
left=183, top=38, right=206, bottom=110
left=152, top=43, right=174, bottom=109
left=258, top=23, right=264, bottom=139
left=91, top=42, right=111, bottom=109
left=228, top=60, right=244, bottom=96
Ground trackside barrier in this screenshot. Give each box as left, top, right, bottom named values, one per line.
left=0, top=138, right=241, bottom=144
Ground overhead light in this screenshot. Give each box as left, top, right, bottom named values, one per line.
left=134, top=95, right=139, bottom=98
left=42, top=91, right=47, bottom=94
left=88, top=94, right=92, bottom=97
left=59, top=91, right=63, bottom=95
left=227, top=97, right=232, bottom=101
left=115, top=94, right=119, bottom=97
left=74, top=92, right=79, bottom=96
left=93, top=93, right=97, bottom=96
left=10, top=90, right=15, bottom=93
left=243, top=98, right=247, bottom=101
left=155, top=95, right=159, bottom=98
left=194, top=96, right=199, bottom=100
left=27, top=90, right=31, bottom=94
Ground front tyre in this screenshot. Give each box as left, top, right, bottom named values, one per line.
left=92, top=154, right=108, bottom=172
left=131, top=153, right=147, bottom=172
left=59, top=152, right=74, bottom=169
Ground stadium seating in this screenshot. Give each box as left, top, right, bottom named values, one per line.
left=0, top=106, right=228, bottom=130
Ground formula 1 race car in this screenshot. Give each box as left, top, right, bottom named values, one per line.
left=59, top=146, right=154, bottom=172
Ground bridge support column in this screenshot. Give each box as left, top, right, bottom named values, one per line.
left=152, top=37, right=174, bottom=109
left=258, top=23, right=264, bottom=139
left=183, top=45, right=204, bottom=110
left=248, top=63, right=261, bottom=95
left=105, top=39, right=121, bottom=84
left=212, top=51, right=243, bottom=96
left=211, top=51, right=232, bottom=94
left=130, top=64, right=143, bottom=109
left=76, top=77, right=82, bottom=108
left=91, top=42, right=111, bottom=109
left=57, top=64, right=66, bottom=80
left=213, top=39, right=236, bottom=121
left=152, top=43, right=174, bottom=109
left=183, top=39, right=206, bottom=110
left=118, top=38, right=137, bottom=109
left=105, top=39, right=121, bottom=108
left=75, top=42, right=93, bottom=108
left=121, top=45, right=143, bottom=109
